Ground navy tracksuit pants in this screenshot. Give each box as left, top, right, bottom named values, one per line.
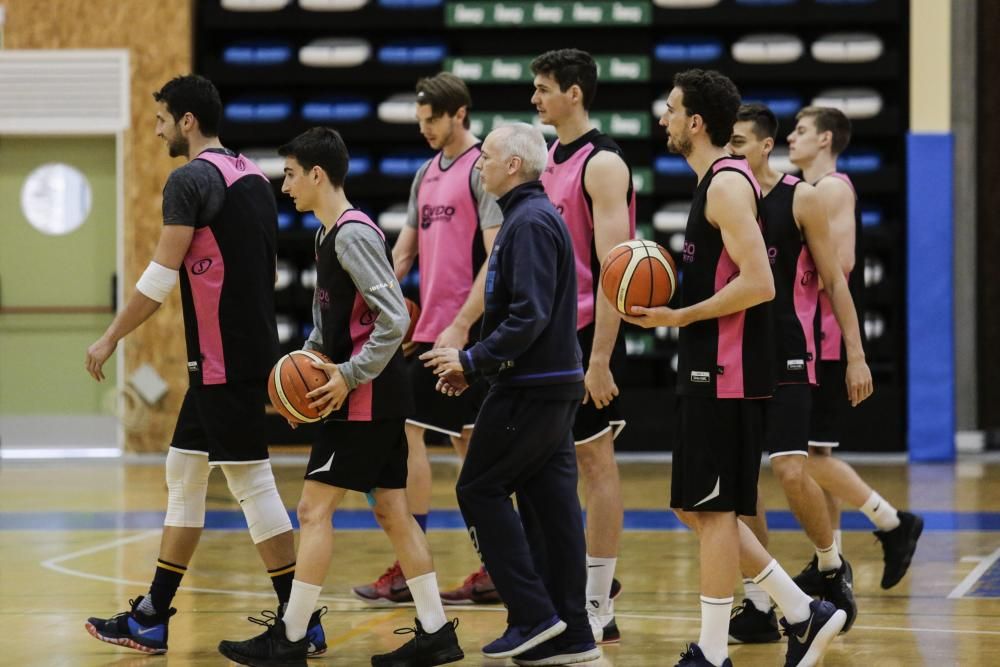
left=456, top=386, right=590, bottom=643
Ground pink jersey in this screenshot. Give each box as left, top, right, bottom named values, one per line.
left=540, top=131, right=636, bottom=330
left=412, top=146, right=483, bottom=343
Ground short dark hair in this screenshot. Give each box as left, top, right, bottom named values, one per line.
left=530, top=48, right=598, bottom=110
left=416, top=72, right=472, bottom=129
left=672, top=69, right=742, bottom=147
left=278, top=127, right=350, bottom=188
left=795, top=106, right=852, bottom=155
left=736, top=103, right=779, bottom=140
left=153, top=75, right=222, bottom=137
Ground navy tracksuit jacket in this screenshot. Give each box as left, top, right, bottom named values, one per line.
left=456, top=179, right=590, bottom=640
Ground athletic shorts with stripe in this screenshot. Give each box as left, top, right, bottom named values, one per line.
left=573, top=322, right=627, bottom=445
left=407, top=342, right=487, bottom=438
left=809, top=360, right=846, bottom=447
left=765, top=384, right=812, bottom=459
left=170, top=380, right=269, bottom=464
left=670, top=396, right=764, bottom=515
left=305, top=418, right=408, bottom=493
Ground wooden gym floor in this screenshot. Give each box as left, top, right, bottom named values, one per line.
left=2, top=453, right=999, bottom=666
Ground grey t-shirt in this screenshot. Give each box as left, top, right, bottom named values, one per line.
left=162, top=148, right=233, bottom=227
left=305, top=221, right=409, bottom=391
left=405, top=151, right=503, bottom=231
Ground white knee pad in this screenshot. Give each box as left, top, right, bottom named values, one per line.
left=221, top=462, right=292, bottom=544
left=164, top=448, right=211, bottom=528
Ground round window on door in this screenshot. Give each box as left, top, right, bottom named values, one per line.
left=20, top=163, right=93, bottom=236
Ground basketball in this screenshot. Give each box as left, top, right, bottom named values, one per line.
left=267, top=349, right=333, bottom=423
left=600, top=240, right=678, bottom=316
left=404, top=298, right=420, bottom=344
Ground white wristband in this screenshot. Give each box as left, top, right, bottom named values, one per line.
left=136, top=261, right=179, bottom=303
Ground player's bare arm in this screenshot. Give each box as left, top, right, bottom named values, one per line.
left=625, top=171, right=773, bottom=328
left=583, top=150, right=631, bottom=408
left=85, top=224, right=194, bottom=381
left=815, top=177, right=856, bottom=276
left=796, top=184, right=873, bottom=406
left=391, top=225, right=418, bottom=282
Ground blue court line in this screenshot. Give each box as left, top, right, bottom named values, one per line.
left=3, top=509, right=1000, bottom=532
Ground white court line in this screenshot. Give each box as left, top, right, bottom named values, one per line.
left=948, top=547, right=1000, bottom=599
left=39, top=531, right=359, bottom=605
left=40, top=534, right=1000, bottom=637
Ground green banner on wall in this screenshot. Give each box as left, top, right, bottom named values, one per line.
left=444, top=55, right=650, bottom=83
left=446, top=1, right=651, bottom=28
left=469, top=111, right=650, bottom=139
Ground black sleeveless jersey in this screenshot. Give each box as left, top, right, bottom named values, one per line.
left=762, top=173, right=819, bottom=385
left=677, top=156, right=775, bottom=399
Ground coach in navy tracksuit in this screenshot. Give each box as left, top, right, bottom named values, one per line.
left=421, top=123, right=598, bottom=665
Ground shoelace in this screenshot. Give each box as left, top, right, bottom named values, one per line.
left=107, top=598, right=141, bottom=623
left=247, top=609, right=280, bottom=629
left=464, top=568, right=489, bottom=587
left=376, top=562, right=403, bottom=587
left=678, top=644, right=697, bottom=660
left=392, top=618, right=459, bottom=637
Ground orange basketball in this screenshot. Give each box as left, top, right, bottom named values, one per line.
left=600, top=240, right=678, bottom=316
left=404, top=298, right=420, bottom=344
left=267, top=349, right=333, bottom=423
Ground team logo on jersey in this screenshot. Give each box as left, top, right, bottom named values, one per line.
left=682, top=241, right=696, bottom=264
left=555, top=204, right=565, bottom=216
left=192, top=258, right=213, bottom=275
left=767, top=246, right=778, bottom=265
left=360, top=308, right=378, bottom=326
left=787, top=359, right=805, bottom=371
left=420, top=204, right=456, bottom=229
left=316, top=288, right=331, bottom=310
left=235, top=157, right=247, bottom=172
left=690, top=370, right=711, bottom=383
left=801, top=270, right=816, bottom=286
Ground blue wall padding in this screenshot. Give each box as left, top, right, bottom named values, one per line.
left=907, top=132, right=954, bottom=462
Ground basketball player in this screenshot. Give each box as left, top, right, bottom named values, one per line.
left=725, top=103, right=873, bottom=641
left=423, top=122, right=599, bottom=666
left=624, top=69, right=846, bottom=667
left=352, top=72, right=503, bottom=607
left=82, top=75, right=324, bottom=656
left=218, top=127, right=462, bottom=667
left=531, top=48, right=634, bottom=643
left=788, top=106, right=923, bottom=591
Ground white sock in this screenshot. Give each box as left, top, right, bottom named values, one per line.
left=586, top=555, right=617, bottom=615
left=816, top=542, right=843, bottom=572
left=742, top=578, right=771, bottom=613
left=698, top=595, right=732, bottom=666
left=407, top=572, right=447, bottom=634
left=833, top=529, right=843, bottom=553
left=860, top=491, right=901, bottom=532
left=752, top=559, right=812, bottom=624
left=283, top=580, right=322, bottom=642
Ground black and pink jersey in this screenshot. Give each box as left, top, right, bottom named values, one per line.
left=677, top=156, right=775, bottom=399
left=178, top=151, right=279, bottom=386
left=763, top=174, right=819, bottom=385
left=315, top=210, right=411, bottom=421
left=813, top=172, right=865, bottom=362
left=412, top=145, right=486, bottom=342
left=540, top=129, right=636, bottom=330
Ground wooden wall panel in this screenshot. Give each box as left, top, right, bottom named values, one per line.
left=5, top=0, right=192, bottom=451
